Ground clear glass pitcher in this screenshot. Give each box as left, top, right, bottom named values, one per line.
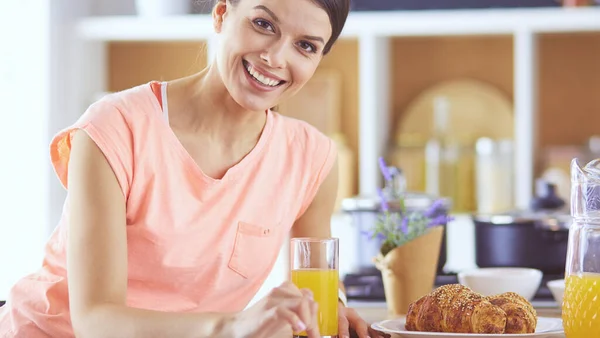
left=563, top=158, right=600, bottom=338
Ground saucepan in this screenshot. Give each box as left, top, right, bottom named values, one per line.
left=471, top=211, right=571, bottom=275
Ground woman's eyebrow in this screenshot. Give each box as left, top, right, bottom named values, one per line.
left=304, top=35, right=324, bottom=44
left=253, top=5, right=325, bottom=44
left=253, top=5, right=279, bottom=23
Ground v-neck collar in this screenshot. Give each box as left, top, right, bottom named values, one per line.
left=144, top=82, right=274, bottom=185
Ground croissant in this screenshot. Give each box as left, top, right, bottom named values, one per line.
left=485, top=292, right=537, bottom=334
left=405, top=284, right=507, bottom=334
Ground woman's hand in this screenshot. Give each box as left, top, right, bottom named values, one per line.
left=338, top=303, right=390, bottom=338
left=234, top=281, right=320, bottom=338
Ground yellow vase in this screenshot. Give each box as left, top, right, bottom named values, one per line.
left=373, top=226, right=444, bottom=316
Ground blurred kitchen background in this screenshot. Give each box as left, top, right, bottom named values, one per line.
left=1, top=0, right=599, bottom=308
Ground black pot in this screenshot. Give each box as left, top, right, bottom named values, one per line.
left=472, top=213, right=571, bottom=275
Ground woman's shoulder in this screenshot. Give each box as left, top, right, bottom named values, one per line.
left=93, top=82, right=161, bottom=117
left=270, top=111, right=337, bottom=172
left=67, top=82, right=163, bottom=136
left=271, top=111, right=333, bottom=148
left=50, top=82, right=162, bottom=191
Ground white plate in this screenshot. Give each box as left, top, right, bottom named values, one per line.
left=371, top=317, right=564, bottom=338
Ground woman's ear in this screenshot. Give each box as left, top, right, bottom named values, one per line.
left=212, top=0, right=227, bottom=33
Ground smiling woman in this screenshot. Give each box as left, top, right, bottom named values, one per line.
left=0, top=0, right=388, bottom=338
left=213, top=0, right=341, bottom=113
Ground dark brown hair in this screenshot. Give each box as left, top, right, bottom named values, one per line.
left=226, top=0, right=350, bottom=54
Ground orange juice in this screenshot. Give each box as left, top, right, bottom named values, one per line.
left=291, top=268, right=339, bottom=336
left=563, top=272, right=600, bottom=338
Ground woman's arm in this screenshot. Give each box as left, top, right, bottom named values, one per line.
left=290, top=157, right=339, bottom=239
left=67, top=130, right=234, bottom=338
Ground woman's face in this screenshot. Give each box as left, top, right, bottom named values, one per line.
left=213, top=0, right=332, bottom=112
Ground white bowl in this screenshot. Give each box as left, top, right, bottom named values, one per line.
left=457, top=267, right=543, bottom=300
left=547, top=279, right=565, bottom=305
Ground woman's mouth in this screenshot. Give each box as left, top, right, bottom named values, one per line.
left=242, top=60, right=285, bottom=88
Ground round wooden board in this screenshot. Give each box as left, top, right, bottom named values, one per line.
left=396, top=78, right=514, bottom=143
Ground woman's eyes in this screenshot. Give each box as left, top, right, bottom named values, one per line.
left=297, top=41, right=317, bottom=53
left=253, top=19, right=274, bottom=32
left=252, top=18, right=318, bottom=54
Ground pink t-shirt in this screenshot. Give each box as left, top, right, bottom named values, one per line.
left=0, top=82, right=336, bottom=337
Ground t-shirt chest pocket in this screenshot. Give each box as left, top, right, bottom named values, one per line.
left=228, top=221, right=283, bottom=279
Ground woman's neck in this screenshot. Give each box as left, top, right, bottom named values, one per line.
left=167, top=64, right=268, bottom=147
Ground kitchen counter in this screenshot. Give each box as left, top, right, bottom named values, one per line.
left=350, top=300, right=564, bottom=337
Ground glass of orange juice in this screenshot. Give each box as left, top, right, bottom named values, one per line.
left=290, top=237, right=339, bottom=338
left=563, top=158, right=600, bottom=338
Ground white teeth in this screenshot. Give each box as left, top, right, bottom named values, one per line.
left=245, top=62, right=281, bottom=87
left=257, top=73, right=266, bottom=84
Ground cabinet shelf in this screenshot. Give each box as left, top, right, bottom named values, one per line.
left=77, top=7, right=600, bottom=41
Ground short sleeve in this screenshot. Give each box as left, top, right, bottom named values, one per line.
left=297, top=134, right=338, bottom=218
left=49, top=100, right=133, bottom=198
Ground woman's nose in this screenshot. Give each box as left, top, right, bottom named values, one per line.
left=259, top=41, right=286, bottom=69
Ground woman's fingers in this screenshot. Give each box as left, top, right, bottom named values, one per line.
left=305, top=323, right=321, bottom=338
left=262, top=282, right=322, bottom=337
left=308, top=296, right=320, bottom=337
left=275, top=305, right=308, bottom=333
left=344, top=307, right=390, bottom=338
left=299, top=288, right=314, bottom=300
left=278, top=284, right=318, bottom=327
left=338, top=309, right=351, bottom=338
left=272, top=292, right=319, bottom=333
left=293, top=294, right=316, bottom=331
left=270, top=282, right=300, bottom=300
left=304, top=298, right=321, bottom=338
left=345, top=308, right=370, bottom=337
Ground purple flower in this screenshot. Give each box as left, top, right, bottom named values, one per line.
left=400, top=217, right=409, bottom=234
left=389, top=166, right=400, bottom=177
left=361, top=230, right=374, bottom=238
left=376, top=233, right=387, bottom=241
left=428, top=214, right=453, bottom=227
left=378, top=157, right=392, bottom=182
left=377, top=188, right=389, bottom=212
left=425, top=199, right=446, bottom=218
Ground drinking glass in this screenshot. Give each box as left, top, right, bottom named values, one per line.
left=290, top=237, right=339, bottom=338
left=563, top=158, right=600, bottom=338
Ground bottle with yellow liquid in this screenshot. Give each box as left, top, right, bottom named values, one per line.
left=290, top=238, right=339, bottom=338
left=563, top=158, right=600, bottom=338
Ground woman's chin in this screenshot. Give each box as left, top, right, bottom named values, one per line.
left=234, top=95, right=278, bottom=113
